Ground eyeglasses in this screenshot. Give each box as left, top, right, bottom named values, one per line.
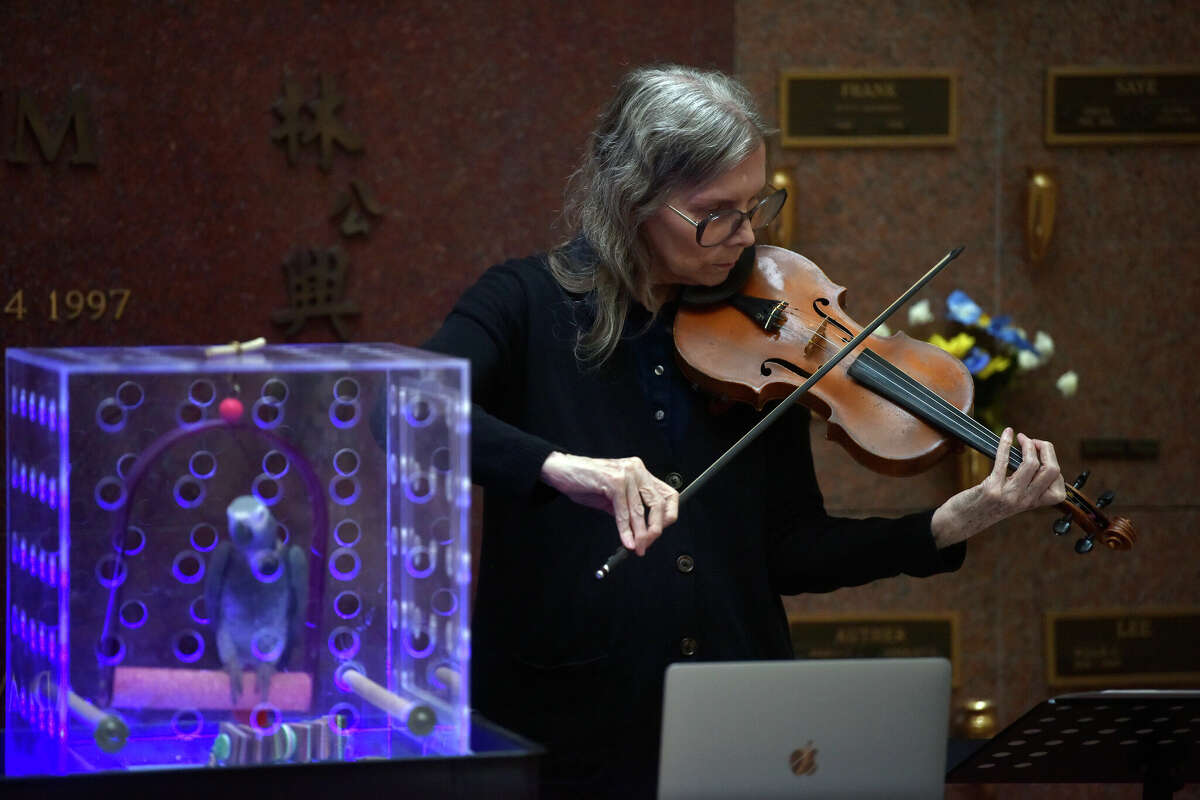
left=665, top=187, right=788, bottom=247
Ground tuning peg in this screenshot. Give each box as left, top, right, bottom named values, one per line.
left=1075, top=536, right=1095, bottom=554
left=1053, top=516, right=1072, bottom=535
left=1096, top=490, right=1115, bottom=509
left=1072, top=471, right=1090, bottom=489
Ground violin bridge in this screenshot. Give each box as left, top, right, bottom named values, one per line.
left=804, top=318, right=829, bottom=358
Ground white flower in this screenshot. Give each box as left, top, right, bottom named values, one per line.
left=1034, top=331, right=1055, bottom=358
left=1055, top=370, right=1078, bottom=397
left=1017, top=350, right=1041, bottom=371
left=907, top=299, right=934, bottom=325
left=874, top=322, right=892, bottom=337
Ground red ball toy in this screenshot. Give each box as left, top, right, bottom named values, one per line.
left=218, top=396, right=244, bottom=423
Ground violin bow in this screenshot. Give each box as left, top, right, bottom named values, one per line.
left=595, top=246, right=965, bottom=579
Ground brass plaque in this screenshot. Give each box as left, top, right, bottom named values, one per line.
left=1046, top=66, right=1200, bottom=145
left=788, top=612, right=960, bottom=685
left=779, top=70, right=957, bottom=147
left=1045, top=608, right=1200, bottom=687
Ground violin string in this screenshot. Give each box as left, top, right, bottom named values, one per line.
left=766, top=314, right=1022, bottom=470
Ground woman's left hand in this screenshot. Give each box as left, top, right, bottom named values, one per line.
left=930, top=427, right=1068, bottom=548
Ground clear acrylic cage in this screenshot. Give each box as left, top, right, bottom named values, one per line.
left=4, top=343, right=471, bottom=776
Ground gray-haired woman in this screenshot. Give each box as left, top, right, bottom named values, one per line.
left=424, top=64, right=1064, bottom=798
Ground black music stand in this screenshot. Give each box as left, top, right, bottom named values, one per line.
left=947, top=691, right=1200, bottom=799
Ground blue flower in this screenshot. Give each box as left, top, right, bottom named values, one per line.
left=946, top=290, right=983, bottom=325
left=986, top=315, right=1036, bottom=352
left=963, top=347, right=991, bottom=375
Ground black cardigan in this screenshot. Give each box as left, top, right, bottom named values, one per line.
left=423, top=253, right=965, bottom=790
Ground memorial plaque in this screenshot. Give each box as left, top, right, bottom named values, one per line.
left=1046, top=66, right=1200, bottom=145
left=788, top=612, right=960, bottom=685
left=1045, top=608, right=1200, bottom=687
left=779, top=70, right=957, bottom=147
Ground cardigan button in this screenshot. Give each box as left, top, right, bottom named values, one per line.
left=676, top=554, right=695, bottom=574
left=665, top=472, right=683, bottom=490
left=680, top=637, right=698, bottom=657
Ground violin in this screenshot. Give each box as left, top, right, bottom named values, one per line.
left=672, top=245, right=1136, bottom=555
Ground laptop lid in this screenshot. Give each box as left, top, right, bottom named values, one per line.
left=657, top=657, right=951, bottom=800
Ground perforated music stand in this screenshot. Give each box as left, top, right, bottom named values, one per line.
left=946, top=691, right=1200, bottom=799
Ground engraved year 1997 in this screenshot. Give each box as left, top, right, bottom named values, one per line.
left=4, top=289, right=131, bottom=322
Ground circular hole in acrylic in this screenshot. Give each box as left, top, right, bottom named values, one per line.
left=251, top=629, right=285, bottom=663
left=188, top=450, right=217, bottom=479
left=334, top=519, right=361, bottom=548
left=188, top=379, right=216, bottom=407
left=431, top=446, right=452, bottom=473
left=333, top=448, right=360, bottom=477
left=328, top=703, right=358, bottom=732
left=115, top=452, right=138, bottom=479
left=113, top=525, right=146, bottom=556
left=328, top=627, right=360, bottom=660
left=96, top=634, right=126, bottom=666
left=261, top=378, right=289, bottom=405
left=176, top=401, right=205, bottom=427
left=328, top=547, right=361, bottom=581
left=252, top=398, right=283, bottom=430
left=431, top=588, right=458, bottom=617
left=406, top=548, right=435, bottom=579
left=251, top=551, right=283, bottom=584
left=405, top=473, right=434, bottom=504
left=334, top=591, right=361, bottom=619
left=329, top=476, right=360, bottom=506
left=405, top=397, right=434, bottom=427
left=190, top=523, right=219, bottom=552
left=172, top=629, right=205, bottom=663
left=189, top=595, right=210, bottom=625
left=95, top=554, right=128, bottom=588
left=405, top=629, right=435, bottom=659
left=249, top=703, right=283, bottom=736
left=173, top=476, right=206, bottom=509
left=332, top=377, right=360, bottom=402
left=431, top=517, right=452, bottom=546
left=253, top=474, right=281, bottom=506
left=171, top=709, right=205, bottom=738
left=96, top=398, right=126, bottom=432
left=262, top=450, right=289, bottom=478
left=275, top=522, right=290, bottom=546
left=329, top=400, right=360, bottom=429
left=115, top=381, right=145, bottom=409
left=119, top=600, right=148, bottom=629
left=172, top=550, right=205, bottom=584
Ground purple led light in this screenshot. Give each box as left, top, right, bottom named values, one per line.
left=333, top=590, right=361, bottom=620
left=171, top=708, right=205, bottom=738
left=38, top=395, right=47, bottom=425
left=172, top=630, right=205, bottom=663
left=328, top=475, right=361, bottom=507
left=95, top=554, right=128, bottom=589
left=248, top=702, right=283, bottom=736
left=94, top=476, right=126, bottom=511
left=251, top=473, right=282, bottom=506
left=119, top=600, right=148, bottom=629
left=10, top=457, right=18, bottom=489
left=173, top=475, right=206, bottom=509
left=48, top=400, right=56, bottom=429
left=189, top=595, right=210, bottom=625
left=328, top=400, right=360, bottom=429
left=327, top=626, right=361, bottom=660
left=37, top=471, right=47, bottom=504
left=19, top=463, right=27, bottom=494
left=96, top=635, right=126, bottom=666
left=405, top=547, right=436, bottom=579
left=251, top=397, right=284, bottom=430
left=171, top=550, right=206, bottom=584
left=404, top=629, right=437, bottom=659
left=19, top=388, right=27, bottom=418
left=48, top=479, right=57, bottom=509
left=328, top=546, right=361, bottom=582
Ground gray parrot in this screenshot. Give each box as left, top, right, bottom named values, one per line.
left=204, top=495, right=308, bottom=705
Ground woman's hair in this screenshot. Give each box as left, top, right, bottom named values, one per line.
left=549, top=64, right=770, bottom=366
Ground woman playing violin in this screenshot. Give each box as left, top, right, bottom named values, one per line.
left=424, top=64, right=1066, bottom=798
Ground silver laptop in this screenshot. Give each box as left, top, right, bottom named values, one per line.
left=658, top=658, right=951, bottom=799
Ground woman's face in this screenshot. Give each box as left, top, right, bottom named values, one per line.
left=642, top=142, right=766, bottom=291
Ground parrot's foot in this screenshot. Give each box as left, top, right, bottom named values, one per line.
left=225, top=662, right=244, bottom=706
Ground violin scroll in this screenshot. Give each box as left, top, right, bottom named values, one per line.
left=1056, top=484, right=1137, bottom=554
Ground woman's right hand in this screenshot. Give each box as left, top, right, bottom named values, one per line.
left=540, top=451, right=680, bottom=556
